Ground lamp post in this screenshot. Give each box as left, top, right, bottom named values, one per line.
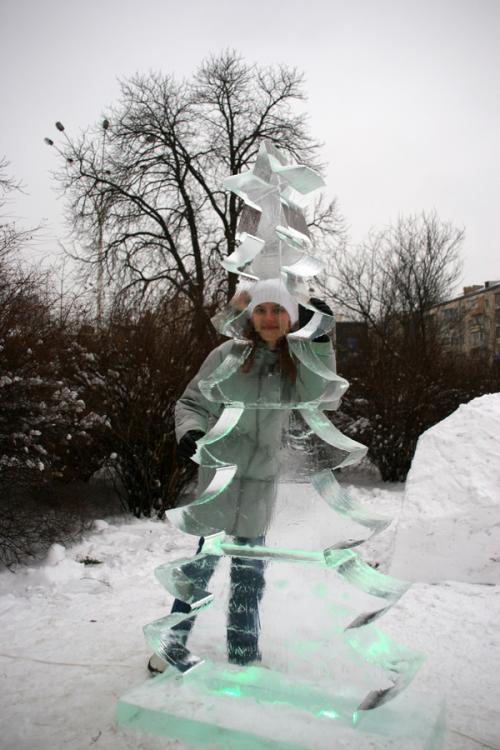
left=45, top=118, right=110, bottom=325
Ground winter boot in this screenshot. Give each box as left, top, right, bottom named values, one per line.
left=147, top=653, right=168, bottom=675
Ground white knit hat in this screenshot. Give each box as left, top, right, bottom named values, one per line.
left=247, top=278, right=299, bottom=325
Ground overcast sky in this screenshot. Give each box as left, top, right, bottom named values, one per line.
left=1, top=0, right=499, bottom=291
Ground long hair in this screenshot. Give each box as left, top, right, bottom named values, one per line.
left=241, top=322, right=297, bottom=383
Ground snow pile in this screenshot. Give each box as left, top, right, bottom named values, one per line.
left=39, top=543, right=85, bottom=585
left=390, top=393, right=500, bottom=584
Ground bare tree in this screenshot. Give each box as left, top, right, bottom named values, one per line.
left=0, top=158, right=33, bottom=263
left=327, top=212, right=466, bottom=481
left=0, top=157, right=18, bottom=197
left=47, top=51, right=341, bottom=338
left=329, top=212, right=464, bottom=357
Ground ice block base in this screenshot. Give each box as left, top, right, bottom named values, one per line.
left=117, top=660, right=445, bottom=750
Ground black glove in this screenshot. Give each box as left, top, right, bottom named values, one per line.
left=178, top=430, right=205, bottom=460
left=298, top=297, right=333, bottom=342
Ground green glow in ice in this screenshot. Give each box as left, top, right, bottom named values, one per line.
left=346, top=630, right=394, bottom=664
left=352, top=710, right=361, bottom=726
left=218, top=666, right=260, bottom=684
left=344, top=626, right=425, bottom=690
left=317, top=709, right=339, bottom=720
left=186, top=662, right=357, bottom=720
left=118, top=657, right=444, bottom=748
left=219, top=686, right=242, bottom=698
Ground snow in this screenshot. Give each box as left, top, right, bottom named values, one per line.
left=1, top=395, right=500, bottom=749
left=390, top=393, right=500, bottom=584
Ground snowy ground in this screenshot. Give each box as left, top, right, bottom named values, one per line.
left=1, top=395, right=500, bottom=750
left=0, top=476, right=499, bottom=750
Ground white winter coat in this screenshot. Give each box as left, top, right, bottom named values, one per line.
left=175, top=338, right=338, bottom=538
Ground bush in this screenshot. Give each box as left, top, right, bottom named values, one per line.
left=74, top=297, right=215, bottom=518
left=334, top=338, right=500, bottom=481
left=0, top=283, right=218, bottom=563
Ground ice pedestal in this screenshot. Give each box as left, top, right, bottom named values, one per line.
left=117, top=660, right=445, bottom=750
left=117, top=499, right=440, bottom=749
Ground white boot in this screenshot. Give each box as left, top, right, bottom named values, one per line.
left=147, top=653, right=168, bottom=675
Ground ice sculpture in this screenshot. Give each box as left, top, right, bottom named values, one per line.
left=117, top=143, right=444, bottom=749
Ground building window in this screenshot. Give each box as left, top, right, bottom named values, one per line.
left=496, top=309, right=500, bottom=323
left=496, top=326, right=500, bottom=340
left=495, top=293, right=500, bottom=306
left=471, top=330, right=485, bottom=347
left=470, top=314, right=484, bottom=328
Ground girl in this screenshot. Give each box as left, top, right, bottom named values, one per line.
left=148, top=279, right=334, bottom=673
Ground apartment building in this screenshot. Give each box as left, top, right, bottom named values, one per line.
left=428, top=281, right=500, bottom=359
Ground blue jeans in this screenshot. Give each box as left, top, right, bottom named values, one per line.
left=169, top=536, right=266, bottom=665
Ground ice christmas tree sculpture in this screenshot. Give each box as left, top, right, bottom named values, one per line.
left=118, top=143, right=432, bottom=748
